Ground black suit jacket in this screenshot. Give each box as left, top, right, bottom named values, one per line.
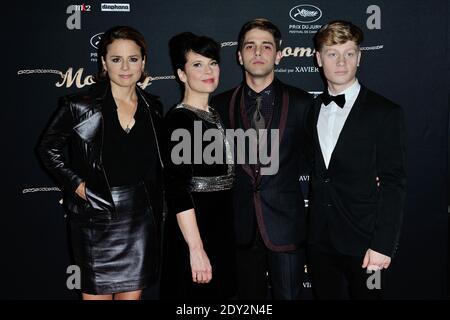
left=308, top=85, right=406, bottom=258
left=211, top=79, right=313, bottom=252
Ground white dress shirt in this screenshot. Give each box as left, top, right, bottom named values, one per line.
left=317, top=79, right=361, bottom=168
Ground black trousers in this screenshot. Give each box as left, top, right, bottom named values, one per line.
left=307, top=245, right=385, bottom=300
left=236, top=233, right=305, bottom=300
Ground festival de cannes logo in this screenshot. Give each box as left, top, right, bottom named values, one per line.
left=90, top=32, right=103, bottom=49
left=289, top=4, right=322, bottom=23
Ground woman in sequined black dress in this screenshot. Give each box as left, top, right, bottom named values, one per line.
left=161, top=32, right=236, bottom=300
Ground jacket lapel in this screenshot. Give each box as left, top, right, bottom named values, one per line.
left=73, top=111, right=102, bottom=141
left=229, top=80, right=290, bottom=183
left=327, top=86, right=367, bottom=173
left=259, top=80, right=288, bottom=185
left=229, top=84, right=255, bottom=181
left=72, top=85, right=107, bottom=142
left=313, top=96, right=328, bottom=173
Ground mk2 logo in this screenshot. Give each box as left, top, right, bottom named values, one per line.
left=66, top=4, right=91, bottom=30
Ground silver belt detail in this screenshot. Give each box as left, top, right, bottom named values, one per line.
left=190, top=174, right=234, bottom=192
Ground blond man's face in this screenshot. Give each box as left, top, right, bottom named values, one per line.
left=316, top=40, right=361, bottom=92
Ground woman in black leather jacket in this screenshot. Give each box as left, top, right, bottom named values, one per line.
left=38, top=26, right=164, bottom=300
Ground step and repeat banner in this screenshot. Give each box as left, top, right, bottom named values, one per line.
left=3, top=0, right=448, bottom=299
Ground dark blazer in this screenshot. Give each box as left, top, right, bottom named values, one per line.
left=211, top=79, right=313, bottom=252
left=308, top=85, right=406, bottom=258
left=38, top=83, right=164, bottom=220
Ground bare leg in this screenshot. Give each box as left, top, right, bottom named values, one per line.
left=82, top=293, right=113, bottom=300
left=114, top=290, right=142, bottom=300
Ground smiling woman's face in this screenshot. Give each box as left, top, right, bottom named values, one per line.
left=177, top=51, right=220, bottom=95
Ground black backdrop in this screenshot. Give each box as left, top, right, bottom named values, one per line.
left=2, top=0, right=449, bottom=299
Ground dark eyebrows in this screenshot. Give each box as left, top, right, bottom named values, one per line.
left=109, top=54, right=140, bottom=58
left=243, top=40, right=274, bottom=47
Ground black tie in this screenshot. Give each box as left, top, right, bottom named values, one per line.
left=252, top=95, right=265, bottom=130
left=321, top=91, right=346, bottom=108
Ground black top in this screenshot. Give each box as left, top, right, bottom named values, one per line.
left=164, top=105, right=232, bottom=215
left=102, top=89, right=157, bottom=187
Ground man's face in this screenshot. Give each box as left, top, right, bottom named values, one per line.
left=316, top=40, right=361, bottom=92
left=238, top=28, right=282, bottom=79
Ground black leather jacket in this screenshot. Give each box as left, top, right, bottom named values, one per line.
left=38, top=83, right=164, bottom=220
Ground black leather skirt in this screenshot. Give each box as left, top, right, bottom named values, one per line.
left=69, top=182, right=159, bottom=295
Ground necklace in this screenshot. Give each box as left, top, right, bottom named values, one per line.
left=124, top=122, right=133, bottom=134
left=117, top=101, right=137, bottom=134
left=178, top=103, right=220, bottom=123
left=181, top=101, right=210, bottom=112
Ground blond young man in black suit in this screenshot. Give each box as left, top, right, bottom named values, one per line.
left=307, top=20, right=406, bottom=299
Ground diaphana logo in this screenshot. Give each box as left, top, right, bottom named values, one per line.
left=171, top=121, right=279, bottom=176
left=289, top=4, right=322, bottom=23
left=101, top=3, right=130, bottom=12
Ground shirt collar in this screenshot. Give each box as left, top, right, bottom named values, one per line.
left=245, top=81, right=274, bottom=99
left=327, top=78, right=360, bottom=102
